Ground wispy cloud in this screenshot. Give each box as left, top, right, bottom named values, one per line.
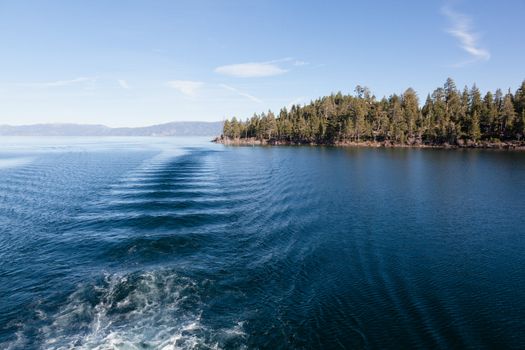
left=166, top=80, right=204, bottom=96
left=219, top=84, right=262, bottom=103
left=214, top=58, right=307, bottom=78
left=292, top=60, right=308, bottom=67
left=442, top=6, right=490, bottom=64
left=215, top=62, right=287, bottom=78
left=118, top=79, right=130, bottom=89
left=20, top=77, right=97, bottom=88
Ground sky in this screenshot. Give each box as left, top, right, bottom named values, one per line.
left=0, top=0, right=524, bottom=127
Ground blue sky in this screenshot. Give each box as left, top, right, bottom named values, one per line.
left=0, top=0, right=524, bottom=127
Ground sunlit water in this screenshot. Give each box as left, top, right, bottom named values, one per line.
left=1, top=137, right=524, bottom=349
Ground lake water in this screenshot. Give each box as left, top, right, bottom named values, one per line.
left=0, top=137, right=524, bottom=349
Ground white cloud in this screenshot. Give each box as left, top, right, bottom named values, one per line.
left=219, top=84, right=262, bottom=103
left=215, top=62, right=288, bottom=78
left=214, top=58, right=309, bottom=78
left=293, top=60, right=308, bottom=67
left=166, top=80, right=204, bottom=96
left=118, top=79, right=130, bottom=89
left=20, top=77, right=97, bottom=88
left=442, top=6, right=490, bottom=63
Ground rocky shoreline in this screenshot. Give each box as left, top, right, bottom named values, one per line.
left=213, top=136, right=525, bottom=150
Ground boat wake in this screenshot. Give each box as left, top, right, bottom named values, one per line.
left=6, top=269, right=246, bottom=350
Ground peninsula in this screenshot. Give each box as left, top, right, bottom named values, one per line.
left=217, top=79, right=525, bottom=149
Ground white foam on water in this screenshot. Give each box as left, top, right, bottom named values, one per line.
left=27, top=270, right=247, bottom=350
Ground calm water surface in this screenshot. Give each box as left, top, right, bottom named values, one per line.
left=0, top=137, right=524, bottom=349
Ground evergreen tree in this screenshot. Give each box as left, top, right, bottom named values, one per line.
left=500, top=92, right=516, bottom=138
left=402, top=88, right=419, bottom=141
left=514, top=81, right=525, bottom=139
left=230, top=117, right=241, bottom=138
left=223, top=120, right=232, bottom=138
left=470, top=111, right=481, bottom=141
left=482, top=91, right=496, bottom=137
left=421, top=94, right=435, bottom=142
left=387, top=94, right=406, bottom=143
left=515, top=80, right=525, bottom=116
left=518, top=110, right=525, bottom=141
left=431, top=88, right=447, bottom=141
left=468, top=84, right=483, bottom=140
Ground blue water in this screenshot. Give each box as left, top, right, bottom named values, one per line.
left=0, top=137, right=524, bottom=349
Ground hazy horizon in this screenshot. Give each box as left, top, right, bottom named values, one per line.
left=0, top=120, right=223, bottom=128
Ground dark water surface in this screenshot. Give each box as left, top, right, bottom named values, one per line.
left=0, top=137, right=524, bottom=349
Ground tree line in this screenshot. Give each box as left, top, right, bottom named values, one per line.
left=222, top=78, right=525, bottom=145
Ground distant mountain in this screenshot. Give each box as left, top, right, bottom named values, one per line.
left=0, top=121, right=224, bottom=136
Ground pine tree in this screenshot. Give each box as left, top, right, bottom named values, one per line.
left=230, top=117, right=241, bottom=138
left=500, top=92, right=516, bottom=138
left=431, top=88, right=447, bottom=142
left=514, top=81, right=525, bottom=138
left=518, top=110, right=525, bottom=141
left=458, top=86, right=470, bottom=138
left=223, top=120, right=232, bottom=138
left=468, top=84, right=483, bottom=140
left=481, top=91, right=496, bottom=138
left=389, top=94, right=406, bottom=143
left=515, top=80, right=525, bottom=115
left=445, top=78, right=461, bottom=126
left=353, top=95, right=367, bottom=142
left=421, top=94, right=435, bottom=142
left=470, top=111, right=481, bottom=141
left=402, top=88, right=419, bottom=141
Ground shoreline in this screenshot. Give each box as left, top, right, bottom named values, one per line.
left=213, top=136, right=525, bottom=150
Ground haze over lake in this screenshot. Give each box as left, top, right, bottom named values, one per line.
left=1, top=137, right=524, bottom=349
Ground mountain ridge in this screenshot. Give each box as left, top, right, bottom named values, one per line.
left=0, top=121, right=223, bottom=136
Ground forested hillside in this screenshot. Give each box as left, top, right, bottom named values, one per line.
left=222, top=78, right=525, bottom=146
